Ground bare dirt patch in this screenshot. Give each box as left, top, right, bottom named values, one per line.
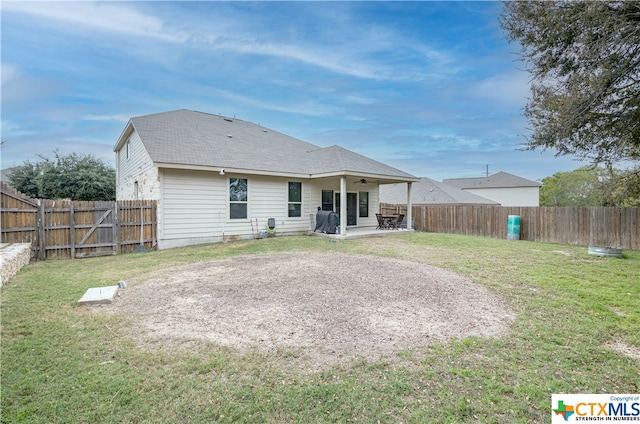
left=111, top=252, right=513, bottom=369
left=607, top=341, right=640, bottom=361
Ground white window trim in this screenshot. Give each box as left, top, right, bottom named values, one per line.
left=358, top=190, right=369, bottom=218
left=228, top=177, right=249, bottom=220
left=287, top=181, right=303, bottom=219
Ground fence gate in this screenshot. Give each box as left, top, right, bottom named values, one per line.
left=39, top=200, right=118, bottom=259
left=1, top=184, right=157, bottom=260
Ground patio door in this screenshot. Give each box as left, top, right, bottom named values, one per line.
left=335, top=192, right=358, bottom=226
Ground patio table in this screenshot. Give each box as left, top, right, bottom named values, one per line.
left=380, top=215, right=399, bottom=229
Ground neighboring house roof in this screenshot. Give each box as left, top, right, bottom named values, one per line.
left=114, top=109, right=418, bottom=181
left=380, top=177, right=500, bottom=205
left=442, top=171, right=542, bottom=189
left=0, top=168, right=15, bottom=184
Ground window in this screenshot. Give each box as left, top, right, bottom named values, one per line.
left=134, top=181, right=139, bottom=200
left=229, top=178, right=248, bottom=219
left=321, top=190, right=334, bottom=211
left=288, top=182, right=302, bottom=217
left=359, top=191, right=369, bottom=217
left=126, top=139, right=130, bottom=159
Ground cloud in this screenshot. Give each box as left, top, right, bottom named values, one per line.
left=207, top=88, right=340, bottom=118
left=0, top=63, right=67, bottom=113
left=467, top=71, right=531, bottom=109
left=0, top=119, right=35, bottom=137
left=172, top=3, right=456, bottom=82
left=82, top=114, right=132, bottom=123
left=1, top=62, right=21, bottom=85
left=216, top=40, right=389, bottom=81
left=3, top=1, right=454, bottom=82
left=1, top=1, right=187, bottom=42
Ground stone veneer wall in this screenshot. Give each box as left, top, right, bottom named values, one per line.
left=0, top=243, right=32, bottom=286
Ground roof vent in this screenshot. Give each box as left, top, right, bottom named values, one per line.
left=227, top=134, right=233, bottom=138
left=263, top=130, right=268, bottom=133
left=224, top=118, right=233, bottom=122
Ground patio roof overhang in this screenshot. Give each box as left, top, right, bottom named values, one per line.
left=309, top=171, right=419, bottom=185
left=153, top=162, right=419, bottom=184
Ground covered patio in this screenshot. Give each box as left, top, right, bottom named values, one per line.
left=308, top=173, right=418, bottom=239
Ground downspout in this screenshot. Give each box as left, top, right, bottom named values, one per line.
left=340, top=176, right=347, bottom=236
left=407, top=182, right=413, bottom=230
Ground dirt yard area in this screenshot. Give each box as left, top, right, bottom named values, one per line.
left=111, top=252, right=514, bottom=369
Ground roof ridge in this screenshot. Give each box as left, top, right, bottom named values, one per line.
left=442, top=171, right=540, bottom=187
left=133, top=109, right=248, bottom=123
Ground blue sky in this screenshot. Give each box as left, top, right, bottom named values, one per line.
left=1, top=1, right=582, bottom=182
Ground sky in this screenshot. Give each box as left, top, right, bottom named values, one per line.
left=1, top=1, right=584, bottom=182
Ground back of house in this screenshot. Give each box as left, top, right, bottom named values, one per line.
left=114, top=109, right=419, bottom=248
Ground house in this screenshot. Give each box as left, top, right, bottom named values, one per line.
left=380, top=177, right=500, bottom=206
left=442, top=171, right=541, bottom=206
left=113, top=109, right=419, bottom=249
left=1, top=168, right=15, bottom=184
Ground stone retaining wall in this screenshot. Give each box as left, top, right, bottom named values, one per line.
left=0, top=243, right=32, bottom=286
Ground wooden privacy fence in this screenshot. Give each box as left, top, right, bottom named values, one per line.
left=380, top=203, right=640, bottom=251
left=1, top=183, right=157, bottom=260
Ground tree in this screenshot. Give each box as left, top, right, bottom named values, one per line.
left=540, top=166, right=639, bottom=206
left=603, top=167, right=640, bottom=206
left=8, top=152, right=116, bottom=201
left=501, top=1, right=640, bottom=194
left=540, top=166, right=607, bottom=206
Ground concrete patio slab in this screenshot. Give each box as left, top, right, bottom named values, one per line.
left=307, top=226, right=414, bottom=240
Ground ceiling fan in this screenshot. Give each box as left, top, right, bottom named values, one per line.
left=354, top=178, right=368, bottom=184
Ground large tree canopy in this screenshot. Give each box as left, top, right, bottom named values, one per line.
left=540, top=166, right=609, bottom=206
left=8, top=152, right=116, bottom=201
left=500, top=1, right=640, bottom=168
left=540, top=166, right=639, bottom=206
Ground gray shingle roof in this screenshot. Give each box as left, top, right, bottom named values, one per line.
left=442, top=171, right=541, bottom=189
left=380, top=177, right=500, bottom=205
left=0, top=168, right=15, bottom=183
left=119, top=109, right=417, bottom=180
left=306, top=145, right=414, bottom=176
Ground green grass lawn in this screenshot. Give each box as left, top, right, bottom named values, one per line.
left=2, top=233, right=638, bottom=423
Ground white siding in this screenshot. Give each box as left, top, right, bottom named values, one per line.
left=157, top=171, right=385, bottom=249
left=158, top=171, right=322, bottom=249
left=364, top=188, right=380, bottom=227
left=463, top=187, right=540, bottom=206
left=248, top=176, right=312, bottom=234
left=115, top=130, right=159, bottom=201
left=161, top=169, right=224, bottom=246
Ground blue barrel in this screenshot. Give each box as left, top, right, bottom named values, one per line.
left=507, top=215, right=520, bottom=240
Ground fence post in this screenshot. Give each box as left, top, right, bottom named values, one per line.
left=151, top=201, right=157, bottom=248
left=37, top=201, right=45, bottom=260
left=69, top=202, right=75, bottom=258
left=114, top=201, right=121, bottom=254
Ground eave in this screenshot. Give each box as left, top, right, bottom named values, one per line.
left=153, top=162, right=419, bottom=184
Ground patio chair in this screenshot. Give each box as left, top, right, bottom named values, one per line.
left=375, top=213, right=386, bottom=230
left=391, top=214, right=405, bottom=229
